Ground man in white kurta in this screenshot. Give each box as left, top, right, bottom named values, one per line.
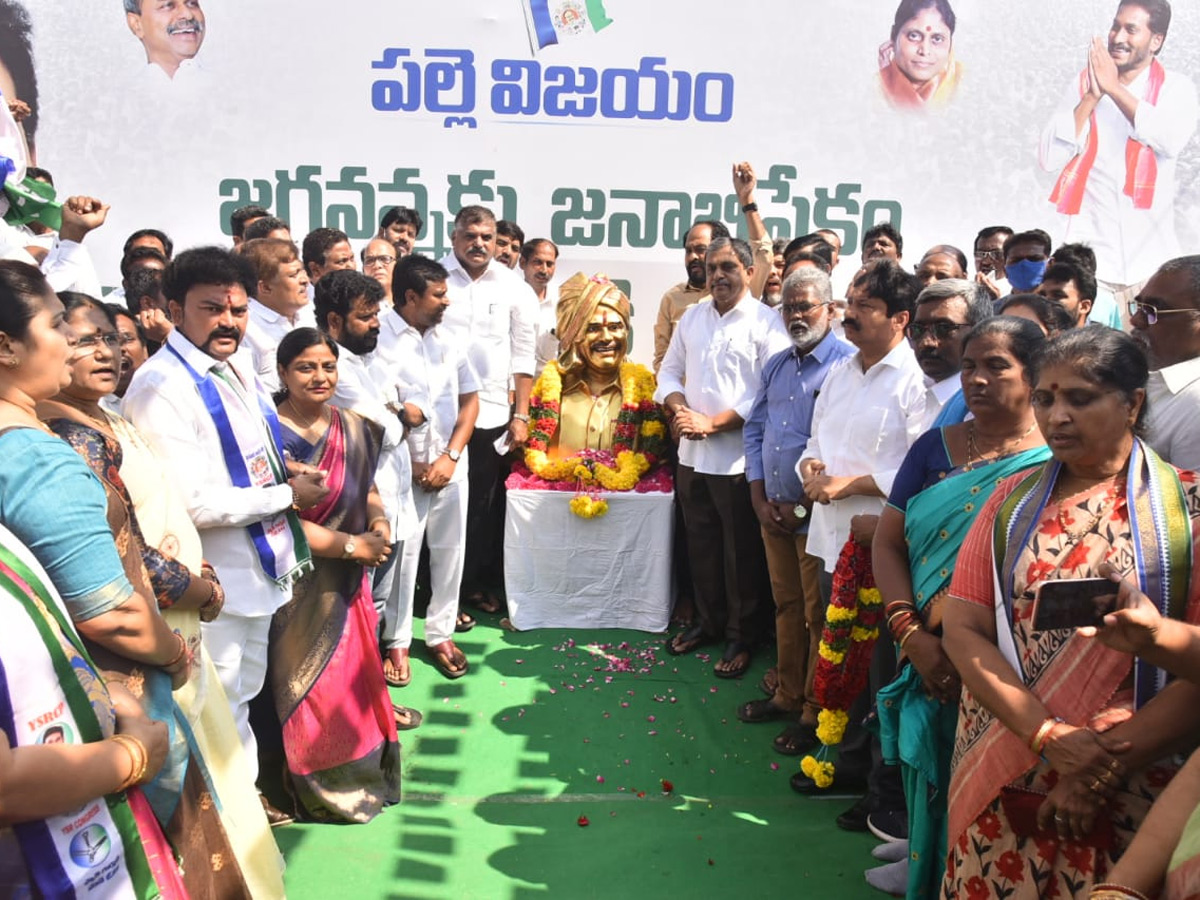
left=123, top=247, right=327, bottom=781
left=437, top=206, right=537, bottom=611
left=312, top=270, right=419, bottom=684
left=380, top=255, right=480, bottom=677
left=655, top=237, right=791, bottom=677
left=1038, top=1, right=1198, bottom=291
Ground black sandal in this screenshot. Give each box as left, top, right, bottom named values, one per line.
left=664, top=623, right=710, bottom=656
left=713, top=641, right=752, bottom=679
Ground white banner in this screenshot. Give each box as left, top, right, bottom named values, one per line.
left=12, top=0, right=1200, bottom=360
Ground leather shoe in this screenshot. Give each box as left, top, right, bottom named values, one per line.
left=259, top=793, right=295, bottom=828
left=836, top=796, right=873, bottom=832
left=789, top=769, right=869, bottom=795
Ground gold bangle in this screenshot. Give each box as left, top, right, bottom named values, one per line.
left=110, top=734, right=148, bottom=792
left=1029, top=716, right=1063, bottom=755
left=898, top=623, right=922, bottom=649
left=162, top=631, right=187, bottom=669
left=1090, top=886, right=1153, bottom=900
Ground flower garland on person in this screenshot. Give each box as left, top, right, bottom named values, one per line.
left=800, top=536, right=883, bottom=787
left=524, top=360, right=668, bottom=517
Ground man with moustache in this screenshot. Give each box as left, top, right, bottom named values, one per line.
left=652, top=219, right=730, bottom=373
left=1035, top=259, right=1097, bottom=327
left=1040, top=0, right=1197, bottom=297
left=377, top=206, right=423, bottom=258
left=379, top=255, right=480, bottom=681
left=794, top=260, right=925, bottom=833
left=909, top=278, right=993, bottom=428
left=362, top=237, right=398, bottom=307
left=519, top=238, right=560, bottom=374
left=124, top=0, right=206, bottom=82
left=438, top=205, right=537, bottom=615
left=860, top=223, right=903, bottom=265
left=914, top=245, right=968, bottom=285
left=122, top=247, right=327, bottom=818
left=739, top=268, right=855, bottom=757
left=240, top=237, right=314, bottom=393
left=657, top=237, right=791, bottom=678
left=494, top=220, right=525, bottom=269
left=972, top=225, right=1013, bottom=299
left=315, top=270, right=420, bottom=692
left=1132, top=255, right=1200, bottom=470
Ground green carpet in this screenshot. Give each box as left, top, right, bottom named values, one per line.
left=275, top=622, right=888, bottom=899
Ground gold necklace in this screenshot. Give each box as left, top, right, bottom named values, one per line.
left=1054, top=477, right=1123, bottom=546
left=286, top=397, right=323, bottom=431
left=964, top=420, right=1037, bottom=470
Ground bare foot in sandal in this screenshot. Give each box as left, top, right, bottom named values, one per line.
left=428, top=640, right=469, bottom=679
left=383, top=648, right=411, bottom=687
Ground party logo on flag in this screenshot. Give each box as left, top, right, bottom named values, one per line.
left=524, top=0, right=613, bottom=54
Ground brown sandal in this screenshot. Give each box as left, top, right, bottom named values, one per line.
left=383, top=648, right=411, bottom=687
left=428, top=640, right=469, bottom=679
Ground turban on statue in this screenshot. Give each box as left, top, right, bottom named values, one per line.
left=555, top=272, right=630, bottom=365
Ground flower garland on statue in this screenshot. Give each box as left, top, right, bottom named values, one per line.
left=525, top=361, right=668, bottom=517
left=800, top=536, right=883, bottom=787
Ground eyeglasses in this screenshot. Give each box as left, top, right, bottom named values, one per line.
left=973, top=249, right=1003, bottom=260
left=1127, top=299, right=1199, bottom=326
left=780, top=301, right=830, bottom=316
left=907, top=321, right=966, bottom=340
left=74, top=333, right=120, bottom=352
left=363, top=255, right=396, bottom=267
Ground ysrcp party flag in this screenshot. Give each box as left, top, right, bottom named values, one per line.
left=524, top=0, right=613, bottom=53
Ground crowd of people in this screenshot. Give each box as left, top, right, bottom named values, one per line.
left=3, top=0, right=1200, bottom=898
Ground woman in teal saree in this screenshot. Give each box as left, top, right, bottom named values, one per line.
left=874, top=317, right=1050, bottom=898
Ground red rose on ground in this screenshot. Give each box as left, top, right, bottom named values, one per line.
left=996, top=849, right=1025, bottom=883
left=577, top=814, right=590, bottom=827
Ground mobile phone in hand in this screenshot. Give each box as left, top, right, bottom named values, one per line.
left=1031, top=578, right=1119, bottom=631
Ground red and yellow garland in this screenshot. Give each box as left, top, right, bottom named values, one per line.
left=524, top=361, right=668, bottom=506
left=801, top=536, right=883, bottom=787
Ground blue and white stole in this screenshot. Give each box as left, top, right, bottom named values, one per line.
left=166, top=343, right=312, bottom=587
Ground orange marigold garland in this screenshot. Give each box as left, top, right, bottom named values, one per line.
left=523, top=361, right=668, bottom=517
left=800, top=536, right=883, bottom=787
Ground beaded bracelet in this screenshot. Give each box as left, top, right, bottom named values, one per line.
left=110, top=734, right=149, bottom=792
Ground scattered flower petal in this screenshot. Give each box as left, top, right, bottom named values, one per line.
left=577, top=815, right=589, bottom=827
left=661, top=779, right=674, bottom=793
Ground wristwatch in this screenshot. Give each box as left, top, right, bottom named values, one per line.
left=342, top=537, right=357, bottom=559
left=446, top=447, right=461, bottom=463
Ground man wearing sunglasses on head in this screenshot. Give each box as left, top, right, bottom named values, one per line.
left=1132, top=255, right=1200, bottom=471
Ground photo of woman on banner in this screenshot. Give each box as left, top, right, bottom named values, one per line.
left=878, top=0, right=962, bottom=112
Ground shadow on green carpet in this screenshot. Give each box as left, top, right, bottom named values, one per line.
left=275, top=621, right=885, bottom=900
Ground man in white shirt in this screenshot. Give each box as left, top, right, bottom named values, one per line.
left=909, top=278, right=993, bottom=429
left=1038, top=0, right=1198, bottom=294
left=302, top=227, right=357, bottom=285
left=518, top=238, right=560, bottom=375
left=313, top=270, right=420, bottom=688
left=239, top=237, right=314, bottom=392
left=122, top=246, right=327, bottom=798
left=362, top=237, right=398, bottom=307
left=1132, top=255, right=1200, bottom=470
left=972, top=225, right=1013, bottom=302
left=656, top=237, right=791, bottom=678
left=794, top=259, right=925, bottom=825
left=382, top=255, right=480, bottom=682
left=438, top=205, right=537, bottom=613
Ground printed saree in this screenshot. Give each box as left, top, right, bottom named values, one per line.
left=942, top=441, right=1199, bottom=899
left=878, top=443, right=1049, bottom=900
left=273, top=407, right=400, bottom=822
left=0, top=521, right=185, bottom=899
left=45, top=413, right=252, bottom=899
